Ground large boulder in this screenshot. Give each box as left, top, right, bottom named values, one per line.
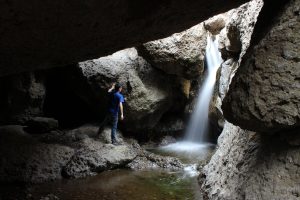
left=201, top=122, right=261, bottom=200
left=0, top=126, right=74, bottom=183
left=202, top=122, right=300, bottom=200
left=62, top=138, right=137, bottom=178
left=76, top=48, right=173, bottom=132
left=0, top=72, right=46, bottom=124
left=138, top=23, right=207, bottom=80
left=0, top=0, right=248, bottom=77
left=222, top=0, right=300, bottom=133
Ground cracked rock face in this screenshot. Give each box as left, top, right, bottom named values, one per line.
left=222, top=0, right=300, bottom=133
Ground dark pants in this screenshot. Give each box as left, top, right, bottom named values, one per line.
left=97, top=113, right=118, bottom=143
left=111, top=114, right=118, bottom=143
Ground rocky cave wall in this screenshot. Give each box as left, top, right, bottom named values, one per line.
left=0, top=5, right=225, bottom=186
left=1, top=2, right=299, bottom=200
left=0, top=0, right=257, bottom=187
left=202, top=0, right=300, bottom=199
left=0, top=0, right=248, bottom=77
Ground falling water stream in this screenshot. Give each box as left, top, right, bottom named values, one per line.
left=185, top=34, right=223, bottom=142
left=159, top=35, right=223, bottom=159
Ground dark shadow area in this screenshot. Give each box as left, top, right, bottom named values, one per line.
left=43, top=66, right=102, bottom=129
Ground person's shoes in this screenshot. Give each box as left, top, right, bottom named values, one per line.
left=112, top=141, right=122, bottom=146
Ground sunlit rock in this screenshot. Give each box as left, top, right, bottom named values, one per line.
left=77, top=48, right=172, bottom=133
left=138, top=23, right=207, bottom=80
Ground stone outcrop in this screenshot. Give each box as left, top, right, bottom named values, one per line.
left=0, top=72, right=46, bottom=125
left=138, top=23, right=207, bottom=79
left=76, top=48, right=172, bottom=132
left=0, top=0, right=248, bottom=77
left=63, top=138, right=137, bottom=178
left=0, top=125, right=74, bottom=183
left=222, top=0, right=300, bottom=133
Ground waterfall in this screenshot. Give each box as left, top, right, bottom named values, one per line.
left=185, top=35, right=223, bottom=142
left=158, top=35, right=222, bottom=158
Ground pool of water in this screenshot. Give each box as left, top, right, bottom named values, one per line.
left=29, top=169, right=203, bottom=200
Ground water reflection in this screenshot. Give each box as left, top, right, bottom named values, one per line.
left=31, top=169, right=203, bottom=200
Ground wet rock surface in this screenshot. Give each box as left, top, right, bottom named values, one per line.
left=63, top=138, right=138, bottom=178
left=127, top=150, right=184, bottom=171
left=223, top=0, right=300, bottom=133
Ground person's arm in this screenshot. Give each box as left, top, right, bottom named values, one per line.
left=108, top=83, right=115, bottom=93
left=119, top=102, right=124, bottom=120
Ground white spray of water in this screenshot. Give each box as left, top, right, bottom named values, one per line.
left=158, top=35, right=222, bottom=167
left=185, top=34, right=223, bottom=142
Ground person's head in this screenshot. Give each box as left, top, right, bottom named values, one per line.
left=115, top=83, right=123, bottom=92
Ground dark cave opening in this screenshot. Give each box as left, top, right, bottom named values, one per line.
left=43, top=67, right=103, bottom=129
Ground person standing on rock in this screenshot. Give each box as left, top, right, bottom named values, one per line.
left=98, top=82, right=125, bottom=145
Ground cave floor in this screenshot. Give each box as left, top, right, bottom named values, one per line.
left=1, top=144, right=215, bottom=200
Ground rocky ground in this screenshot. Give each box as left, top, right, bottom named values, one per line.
left=0, top=123, right=186, bottom=185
